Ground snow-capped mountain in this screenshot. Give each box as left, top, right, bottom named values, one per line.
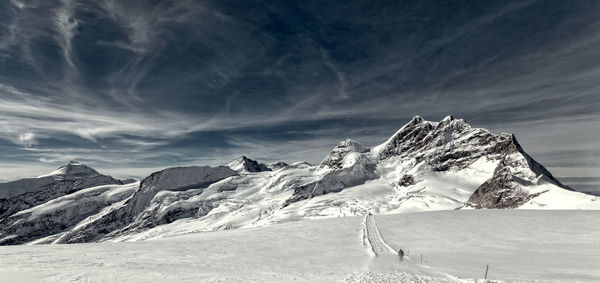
left=227, top=156, right=271, bottom=172
left=0, top=162, right=135, bottom=244
left=0, top=161, right=104, bottom=199
left=0, top=162, right=130, bottom=222
left=1, top=116, right=598, bottom=245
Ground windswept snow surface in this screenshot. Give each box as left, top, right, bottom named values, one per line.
left=0, top=210, right=598, bottom=282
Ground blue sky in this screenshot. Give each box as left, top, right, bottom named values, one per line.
left=0, top=0, right=599, bottom=180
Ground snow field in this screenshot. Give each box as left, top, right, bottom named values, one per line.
left=1, top=210, right=598, bottom=282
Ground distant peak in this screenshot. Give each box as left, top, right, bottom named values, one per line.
left=228, top=156, right=271, bottom=172
left=37, top=161, right=100, bottom=180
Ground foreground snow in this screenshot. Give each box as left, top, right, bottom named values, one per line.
left=1, top=210, right=598, bottom=282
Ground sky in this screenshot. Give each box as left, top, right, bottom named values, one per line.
left=0, top=0, right=599, bottom=181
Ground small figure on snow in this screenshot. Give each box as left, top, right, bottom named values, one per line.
left=398, top=249, right=404, bottom=262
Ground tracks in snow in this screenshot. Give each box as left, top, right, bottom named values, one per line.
left=364, top=214, right=397, bottom=256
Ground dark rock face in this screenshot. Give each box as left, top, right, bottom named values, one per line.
left=379, top=116, right=568, bottom=189
left=379, top=116, right=516, bottom=171
left=379, top=116, right=433, bottom=160
left=465, top=135, right=568, bottom=209
left=398, top=174, right=415, bottom=187
left=468, top=160, right=548, bottom=209
left=57, top=166, right=236, bottom=243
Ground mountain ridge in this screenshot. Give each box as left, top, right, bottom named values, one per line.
left=0, top=116, right=598, bottom=245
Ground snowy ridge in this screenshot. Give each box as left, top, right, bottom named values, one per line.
left=0, top=116, right=599, bottom=245
left=36, top=161, right=101, bottom=180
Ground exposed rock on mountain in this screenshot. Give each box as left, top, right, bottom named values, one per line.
left=468, top=161, right=547, bottom=209
left=398, top=174, right=415, bottom=187
left=378, top=115, right=517, bottom=170
left=466, top=135, right=570, bottom=208
left=319, top=139, right=369, bottom=170
left=228, top=156, right=271, bottom=172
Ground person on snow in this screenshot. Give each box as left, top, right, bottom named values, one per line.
left=398, top=249, right=404, bottom=262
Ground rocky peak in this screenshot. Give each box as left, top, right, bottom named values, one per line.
left=379, top=116, right=508, bottom=168
left=376, top=117, right=572, bottom=209
left=319, top=139, right=369, bottom=170
left=227, top=156, right=271, bottom=172
left=376, top=116, right=573, bottom=188
left=467, top=160, right=546, bottom=209
left=409, top=115, right=424, bottom=124
left=493, top=134, right=569, bottom=190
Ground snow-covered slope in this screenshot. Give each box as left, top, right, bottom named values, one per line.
left=54, top=166, right=237, bottom=243
left=1, top=210, right=598, bottom=282
left=0, top=116, right=598, bottom=245
left=0, top=164, right=128, bottom=216
left=0, top=182, right=139, bottom=245
left=0, top=162, right=133, bottom=244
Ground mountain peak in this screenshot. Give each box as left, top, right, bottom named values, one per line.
left=227, top=156, right=271, bottom=172
left=409, top=115, right=424, bottom=125
left=37, top=161, right=101, bottom=180
left=319, top=139, right=369, bottom=170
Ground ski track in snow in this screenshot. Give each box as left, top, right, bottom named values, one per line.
left=365, top=214, right=396, bottom=256
left=359, top=214, right=482, bottom=283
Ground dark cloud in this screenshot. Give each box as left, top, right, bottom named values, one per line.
left=0, top=0, right=599, bottom=179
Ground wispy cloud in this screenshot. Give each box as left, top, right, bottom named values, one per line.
left=54, top=0, right=78, bottom=69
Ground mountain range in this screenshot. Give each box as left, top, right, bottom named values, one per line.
left=1, top=116, right=598, bottom=245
